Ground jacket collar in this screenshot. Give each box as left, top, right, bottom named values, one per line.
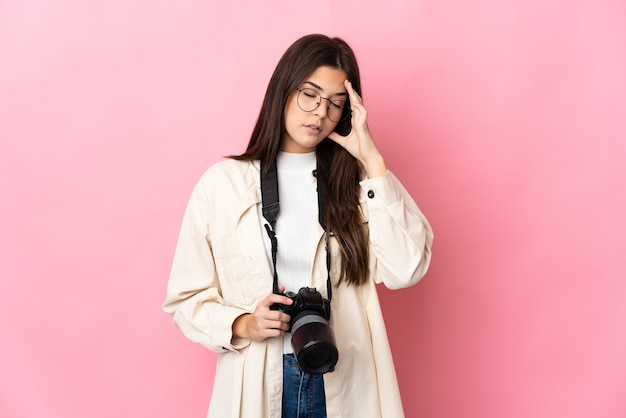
left=235, top=159, right=262, bottom=220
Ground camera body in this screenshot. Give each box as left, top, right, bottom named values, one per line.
left=272, top=287, right=338, bottom=375
left=273, top=287, right=331, bottom=330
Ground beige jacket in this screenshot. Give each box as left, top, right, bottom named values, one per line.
left=163, top=159, right=433, bottom=418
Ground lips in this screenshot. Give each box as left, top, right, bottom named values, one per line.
left=304, top=123, right=322, bottom=132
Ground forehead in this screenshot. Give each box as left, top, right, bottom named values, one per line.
left=301, top=66, right=347, bottom=94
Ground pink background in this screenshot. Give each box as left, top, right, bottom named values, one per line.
left=1, top=1, right=625, bottom=417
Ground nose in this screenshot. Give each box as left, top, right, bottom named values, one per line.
left=313, top=99, right=330, bottom=118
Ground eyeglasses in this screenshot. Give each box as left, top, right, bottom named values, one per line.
left=296, top=88, right=348, bottom=123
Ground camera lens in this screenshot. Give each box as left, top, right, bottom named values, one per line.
left=290, top=311, right=338, bottom=375
left=299, top=342, right=337, bottom=373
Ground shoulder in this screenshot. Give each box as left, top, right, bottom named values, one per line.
left=192, top=159, right=261, bottom=207
left=198, top=158, right=259, bottom=188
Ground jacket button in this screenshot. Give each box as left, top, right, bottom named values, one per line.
left=367, top=190, right=375, bottom=199
left=312, top=170, right=317, bottom=177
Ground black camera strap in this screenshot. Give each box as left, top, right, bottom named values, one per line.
left=260, top=158, right=333, bottom=302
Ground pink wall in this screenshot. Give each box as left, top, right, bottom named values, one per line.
left=1, top=1, right=625, bottom=417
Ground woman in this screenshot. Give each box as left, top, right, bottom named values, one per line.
left=163, top=34, right=433, bottom=418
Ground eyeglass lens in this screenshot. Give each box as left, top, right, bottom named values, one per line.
left=297, top=88, right=346, bottom=123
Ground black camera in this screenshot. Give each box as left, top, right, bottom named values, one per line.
left=272, top=287, right=338, bottom=375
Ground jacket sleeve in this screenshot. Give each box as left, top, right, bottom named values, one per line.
left=360, top=170, right=434, bottom=290
left=162, top=175, right=251, bottom=353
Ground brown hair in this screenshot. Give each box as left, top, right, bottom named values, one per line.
left=231, top=34, right=368, bottom=286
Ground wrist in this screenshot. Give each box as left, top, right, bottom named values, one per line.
left=232, top=313, right=250, bottom=340
left=362, top=154, right=387, bottom=178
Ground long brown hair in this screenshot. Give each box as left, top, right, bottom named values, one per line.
left=231, top=34, right=368, bottom=286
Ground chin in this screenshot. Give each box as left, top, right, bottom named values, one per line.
left=296, top=138, right=324, bottom=150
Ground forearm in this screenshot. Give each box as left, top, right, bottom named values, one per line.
left=361, top=171, right=434, bottom=288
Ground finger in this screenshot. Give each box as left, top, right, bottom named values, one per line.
left=257, top=292, right=290, bottom=309
left=277, top=312, right=291, bottom=324
left=267, top=319, right=290, bottom=331
left=259, top=327, right=283, bottom=339
left=264, top=309, right=291, bottom=323
left=345, top=79, right=363, bottom=105
left=267, top=293, right=294, bottom=307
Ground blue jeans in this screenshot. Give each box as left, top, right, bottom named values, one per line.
left=282, top=354, right=327, bottom=418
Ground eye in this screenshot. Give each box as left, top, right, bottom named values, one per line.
left=330, top=100, right=344, bottom=110
left=301, top=88, right=318, bottom=99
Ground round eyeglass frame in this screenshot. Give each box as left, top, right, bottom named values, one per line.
left=295, top=88, right=350, bottom=123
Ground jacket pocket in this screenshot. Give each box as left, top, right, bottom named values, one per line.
left=211, top=232, right=256, bottom=305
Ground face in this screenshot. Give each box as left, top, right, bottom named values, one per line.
left=281, top=66, right=348, bottom=153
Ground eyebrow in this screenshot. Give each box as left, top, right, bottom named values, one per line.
left=303, top=81, right=347, bottom=97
